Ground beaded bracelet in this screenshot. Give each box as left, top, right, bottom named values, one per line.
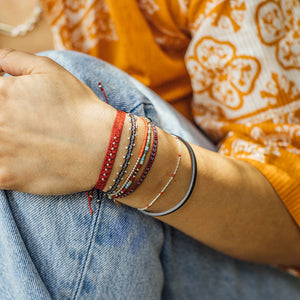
left=114, top=123, right=158, bottom=199
left=104, top=114, right=137, bottom=194
left=113, top=120, right=152, bottom=197
left=105, top=117, right=149, bottom=199
left=139, top=136, right=197, bottom=217
left=94, top=110, right=126, bottom=190
left=138, top=135, right=181, bottom=211
left=87, top=110, right=126, bottom=213
left=106, top=118, right=151, bottom=199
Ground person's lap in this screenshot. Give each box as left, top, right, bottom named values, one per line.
left=0, top=50, right=299, bottom=300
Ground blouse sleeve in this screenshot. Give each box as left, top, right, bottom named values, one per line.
left=184, top=0, right=300, bottom=229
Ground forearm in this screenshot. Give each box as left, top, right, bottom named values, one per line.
left=102, top=116, right=300, bottom=266
left=1, top=48, right=298, bottom=266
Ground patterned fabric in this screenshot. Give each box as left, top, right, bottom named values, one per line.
left=40, top=0, right=193, bottom=119
left=185, top=2, right=300, bottom=233
left=40, top=0, right=300, bottom=276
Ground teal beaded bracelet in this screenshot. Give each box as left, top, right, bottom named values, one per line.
left=107, top=118, right=152, bottom=199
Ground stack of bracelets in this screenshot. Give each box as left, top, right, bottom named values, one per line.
left=87, top=83, right=197, bottom=217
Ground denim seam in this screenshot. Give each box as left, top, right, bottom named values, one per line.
left=4, top=191, right=53, bottom=299
left=71, top=194, right=104, bottom=300
left=128, top=102, right=146, bottom=114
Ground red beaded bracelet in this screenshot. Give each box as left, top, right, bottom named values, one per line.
left=94, top=110, right=127, bottom=190
left=87, top=110, right=126, bottom=213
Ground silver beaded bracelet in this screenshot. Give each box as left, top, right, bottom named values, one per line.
left=104, top=114, right=137, bottom=195
left=139, top=136, right=197, bottom=217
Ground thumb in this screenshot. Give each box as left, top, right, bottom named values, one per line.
left=0, top=48, right=49, bottom=76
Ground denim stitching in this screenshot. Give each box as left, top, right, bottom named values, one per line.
left=72, top=193, right=104, bottom=300
left=3, top=191, right=53, bottom=300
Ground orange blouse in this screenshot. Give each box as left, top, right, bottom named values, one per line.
left=41, top=0, right=300, bottom=276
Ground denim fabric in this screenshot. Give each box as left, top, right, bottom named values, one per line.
left=0, top=50, right=299, bottom=300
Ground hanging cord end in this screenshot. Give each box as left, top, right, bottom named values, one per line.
left=87, top=82, right=110, bottom=214
left=87, top=189, right=94, bottom=214
left=96, top=189, right=101, bottom=203
left=98, top=82, right=109, bottom=104
left=87, top=190, right=102, bottom=214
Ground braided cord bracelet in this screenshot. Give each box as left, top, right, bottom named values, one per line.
left=114, top=123, right=158, bottom=199
left=87, top=110, right=126, bottom=213
left=95, top=80, right=196, bottom=217
left=113, top=120, right=152, bottom=197
left=104, top=114, right=137, bottom=194
left=94, top=110, right=126, bottom=190
left=138, top=135, right=181, bottom=211
left=106, top=118, right=151, bottom=199
left=139, top=136, right=197, bottom=217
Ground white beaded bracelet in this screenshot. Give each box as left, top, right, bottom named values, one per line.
left=138, top=136, right=181, bottom=211
left=139, top=136, right=197, bottom=217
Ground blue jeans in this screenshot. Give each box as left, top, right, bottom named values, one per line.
left=0, top=51, right=299, bottom=300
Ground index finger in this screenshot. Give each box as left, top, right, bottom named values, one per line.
left=0, top=48, right=51, bottom=76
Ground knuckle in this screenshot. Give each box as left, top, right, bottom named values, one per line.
left=39, top=56, right=54, bottom=66
left=0, top=79, right=16, bottom=104
left=0, top=77, right=10, bottom=90
left=0, top=166, right=15, bottom=189
left=39, top=56, right=63, bottom=72
left=0, top=48, right=16, bottom=59
left=0, top=79, right=6, bottom=91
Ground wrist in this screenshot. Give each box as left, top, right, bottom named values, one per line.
left=82, top=101, right=117, bottom=190
left=102, top=115, right=146, bottom=192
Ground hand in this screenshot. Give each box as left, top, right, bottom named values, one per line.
left=0, top=49, right=116, bottom=195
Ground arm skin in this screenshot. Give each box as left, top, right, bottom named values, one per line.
left=105, top=118, right=300, bottom=266
left=0, top=49, right=299, bottom=266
